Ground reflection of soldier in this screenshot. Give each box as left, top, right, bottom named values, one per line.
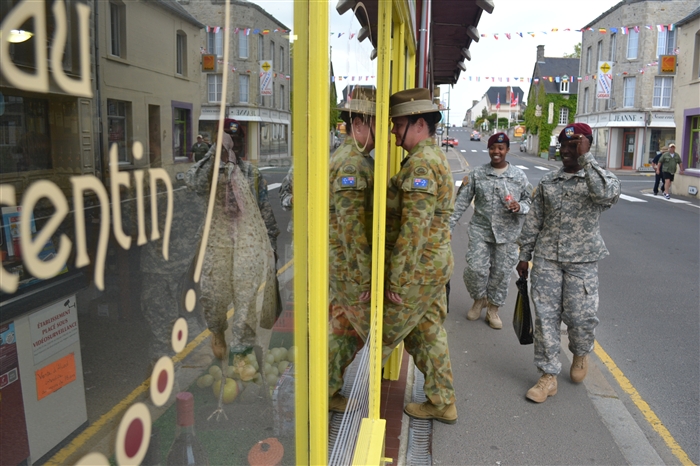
left=384, top=89, right=457, bottom=424
left=327, top=86, right=376, bottom=413
left=279, top=165, right=293, bottom=233
left=186, top=132, right=278, bottom=356
left=140, top=183, right=206, bottom=360
left=449, top=133, right=532, bottom=329
left=191, top=135, right=209, bottom=162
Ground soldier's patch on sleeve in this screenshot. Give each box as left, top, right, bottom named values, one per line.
left=462, top=174, right=469, bottom=186
left=341, top=176, right=356, bottom=187
left=413, top=178, right=428, bottom=188
left=342, top=164, right=357, bottom=174
left=413, top=166, right=428, bottom=176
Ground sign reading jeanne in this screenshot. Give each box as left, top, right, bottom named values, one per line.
left=658, top=55, right=677, bottom=76
left=260, top=60, right=273, bottom=96
left=596, top=61, right=613, bottom=99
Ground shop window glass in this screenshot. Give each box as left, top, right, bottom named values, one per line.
left=107, top=99, right=130, bottom=163
left=173, top=106, right=190, bottom=160
left=0, top=96, right=52, bottom=173
left=690, top=116, right=700, bottom=169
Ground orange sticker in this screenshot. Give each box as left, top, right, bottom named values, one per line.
left=35, top=353, right=76, bottom=400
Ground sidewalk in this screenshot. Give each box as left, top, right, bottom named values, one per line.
left=385, top=146, right=673, bottom=465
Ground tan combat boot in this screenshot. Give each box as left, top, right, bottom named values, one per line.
left=484, top=302, right=502, bottom=329
left=570, top=354, right=588, bottom=383
left=466, top=297, right=486, bottom=320
left=526, top=374, right=557, bottom=403
left=404, top=401, right=458, bottom=424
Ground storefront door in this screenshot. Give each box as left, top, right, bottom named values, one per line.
left=623, top=131, right=635, bottom=168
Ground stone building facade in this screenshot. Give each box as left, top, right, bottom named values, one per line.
left=575, top=0, right=697, bottom=171
left=178, top=0, right=291, bottom=166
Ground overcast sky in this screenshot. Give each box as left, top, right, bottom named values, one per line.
left=247, top=0, right=621, bottom=123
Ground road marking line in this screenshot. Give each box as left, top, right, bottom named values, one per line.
left=482, top=150, right=488, bottom=152
left=259, top=166, right=274, bottom=170
left=268, top=182, right=281, bottom=190
left=460, top=150, right=466, bottom=153
left=515, top=165, right=529, bottom=170
left=471, top=149, right=477, bottom=152
left=641, top=194, right=692, bottom=204
left=619, top=194, right=647, bottom=202
left=534, top=166, right=550, bottom=171
left=47, top=259, right=296, bottom=465
left=595, top=342, right=694, bottom=466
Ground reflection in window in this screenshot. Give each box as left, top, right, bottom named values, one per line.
left=0, top=96, right=52, bottom=172
left=108, top=99, right=130, bottom=163
left=239, top=32, right=248, bottom=58
left=173, top=107, right=191, bottom=160
left=110, top=1, right=126, bottom=58
left=176, top=32, right=187, bottom=76
left=239, top=74, right=249, bottom=103
left=208, top=74, right=223, bottom=102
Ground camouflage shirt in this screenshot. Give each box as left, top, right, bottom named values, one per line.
left=518, top=152, right=621, bottom=263
left=279, top=165, right=294, bottom=233
left=449, top=162, right=533, bottom=243
left=329, top=138, right=374, bottom=288
left=385, top=139, right=454, bottom=293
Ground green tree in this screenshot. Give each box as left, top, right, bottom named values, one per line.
left=563, top=43, right=581, bottom=58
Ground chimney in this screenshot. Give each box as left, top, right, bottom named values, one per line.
left=537, top=45, right=545, bottom=63
left=472, top=100, right=479, bottom=107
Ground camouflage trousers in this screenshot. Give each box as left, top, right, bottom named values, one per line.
left=383, top=284, right=455, bottom=407
left=328, top=280, right=370, bottom=398
left=531, top=256, right=600, bottom=375
left=464, top=228, right=519, bottom=308
left=200, top=247, right=257, bottom=348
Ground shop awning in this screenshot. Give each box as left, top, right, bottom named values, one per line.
left=607, top=121, right=644, bottom=128
left=649, top=121, right=676, bottom=128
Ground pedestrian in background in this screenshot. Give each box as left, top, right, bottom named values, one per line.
left=279, top=165, right=294, bottom=233
left=384, top=88, right=457, bottom=424
left=659, top=143, right=683, bottom=200
left=516, top=123, right=620, bottom=403
left=449, top=132, right=532, bottom=329
left=190, top=134, right=209, bottom=162
left=327, top=86, right=377, bottom=413
left=651, top=147, right=666, bottom=196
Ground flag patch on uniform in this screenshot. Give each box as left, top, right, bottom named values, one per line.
left=413, top=178, right=428, bottom=188
left=341, top=176, right=356, bottom=186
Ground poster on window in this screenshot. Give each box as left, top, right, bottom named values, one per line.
left=596, top=61, right=612, bottom=99
left=260, top=60, right=273, bottom=96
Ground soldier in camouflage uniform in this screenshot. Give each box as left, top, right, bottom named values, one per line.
left=328, top=86, right=376, bottom=412
left=384, top=88, right=457, bottom=424
left=449, top=132, right=532, bottom=329
left=516, top=123, right=620, bottom=403
left=279, top=165, right=294, bottom=233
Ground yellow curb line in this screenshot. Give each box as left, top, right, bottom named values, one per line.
left=47, top=258, right=294, bottom=465
left=594, top=342, right=695, bottom=466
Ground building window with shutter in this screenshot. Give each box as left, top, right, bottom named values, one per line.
left=239, top=33, right=248, bottom=59
left=208, top=75, right=222, bottom=102
left=627, top=30, right=638, bottom=59
left=559, top=107, right=569, bottom=125
left=652, top=77, right=672, bottom=108
left=239, top=74, right=249, bottom=103
left=623, top=77, right=635, bottom=108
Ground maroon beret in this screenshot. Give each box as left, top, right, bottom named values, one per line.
left=487, top=132, right=509, bottom=147
left=559, top=123, right=592, bottom=142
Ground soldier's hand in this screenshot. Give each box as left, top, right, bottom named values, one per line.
left=516, top=261, right=529, bottom=279
left=211, top=330, right=227, bottom=360
left=359, top=291, right=371, bottom=302
left=576, top=135, right=591, bottom=156
left=385, top=290, right=403, bottom=304
left=507, top=200, right=520, bottom=213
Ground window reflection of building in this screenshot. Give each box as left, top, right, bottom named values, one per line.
left=0, top=95, right=52, bottom=172
left=107, top=99, right=129, bottom=163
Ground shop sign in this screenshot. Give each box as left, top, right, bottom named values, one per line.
left=658, top=55, right=677, bottom=76
left=202, top=54, right=217, bottom=72
left=260, top=60, right=273, bottom=96
left=611, top=113, right=644, bottom=123
left=230, top=108, right=260, bottom=117
left=598, top=113, right=610, bottom=125
left=29, top=296, right=79, bottom=363
left=650, top=113, right=675, bottom=125
left=596, top=62, right=613, bottom=99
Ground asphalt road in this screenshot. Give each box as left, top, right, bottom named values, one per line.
left=262, top=129, right=699, bottom=464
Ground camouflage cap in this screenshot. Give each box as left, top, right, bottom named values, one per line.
left=389, top=88, right=441, bottom=119
left=337, top=85, right=377, bottom=116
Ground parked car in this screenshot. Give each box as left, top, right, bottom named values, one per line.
left=519, top=139, right=527, bottom=152
left=470, top=131, right=481, bottom=141
left=442, top=136, right=458, bottom=147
